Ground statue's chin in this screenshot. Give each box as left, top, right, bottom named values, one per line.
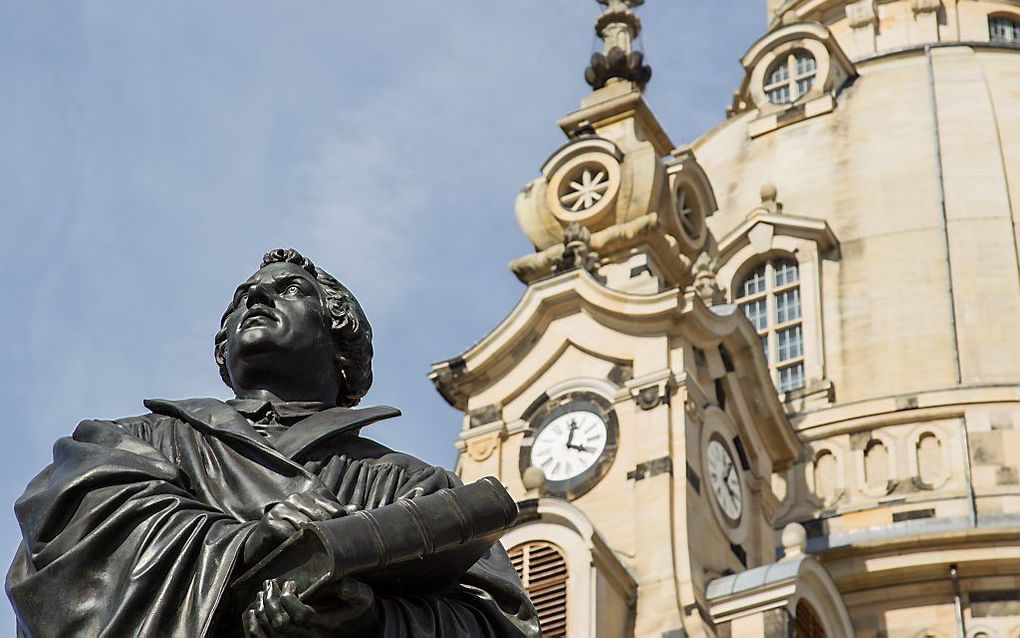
left=229, top=330, right=288, bottom=366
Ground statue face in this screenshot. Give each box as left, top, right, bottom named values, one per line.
left=222, top=261, right=334, bottom=380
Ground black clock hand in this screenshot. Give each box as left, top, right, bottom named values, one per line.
left=566, top=419, right=579, bottom=448
left=723, top=464, right=739, bottom=500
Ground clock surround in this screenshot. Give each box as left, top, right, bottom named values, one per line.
left=519, top=391, right=619, bottom=500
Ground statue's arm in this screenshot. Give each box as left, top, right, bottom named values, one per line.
left=7, top=417, right=256, bottom=637
left=241, top=461, right=540, bottom=636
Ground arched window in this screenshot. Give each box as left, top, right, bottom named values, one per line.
left=864, top=439, right=890, bottom=489
left=813, top=450, right=838, bottom=504
left=989, top=16, right=1020, bottom=44
left=916, top=433, right=943, bottom=486
left=508, top=541, right=568, bottom=637
left=736, top=257, right=806, bottom=393
left=764, top=50, right=817, bottom=104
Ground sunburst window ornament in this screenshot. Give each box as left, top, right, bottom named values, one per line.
left=560, top=166, right=609, bottom=212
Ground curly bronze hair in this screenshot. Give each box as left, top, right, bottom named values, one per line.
left=213, top=248, right=373, bottom=407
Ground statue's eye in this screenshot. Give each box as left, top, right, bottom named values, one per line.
left=284, top=283, right=303, bottom=296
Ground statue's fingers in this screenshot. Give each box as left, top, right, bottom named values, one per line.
left=243, top=609, right=269, bottom=638
left=254, top=590, right=272, bottom=633
left=286, top=495, right=333, bottom=522
left=264, top=579, right=291, bottom=628
left=377, top=465, right=404, bottom=508
left=336, top=578, right=374, bottom=610
left=269, top=504, right=309, bottom=532
left=279, top=581, right=314, bottom=625
left=308, top=491, right=345, bottom=518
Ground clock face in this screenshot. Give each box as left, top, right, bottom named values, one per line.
left=707, top=437, right=743, bottom=524
left=530, top=410, right=608, bottom=481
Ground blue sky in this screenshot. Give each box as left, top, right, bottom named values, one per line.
left=0, top=2, right=762, bottom=630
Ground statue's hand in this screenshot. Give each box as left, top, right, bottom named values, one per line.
left=243, top=578, right=376, bottom=637
left=244, top=492, right=344, bottom=565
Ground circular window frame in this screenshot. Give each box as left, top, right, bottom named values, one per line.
left=545, top=153, right=621, bottom=228
left=763, top=48, right=818, bottom=106
left=749, top=38, right=829, bottom=111
left=671, top=180, right=708, bottom=250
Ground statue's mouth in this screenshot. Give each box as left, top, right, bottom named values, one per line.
left=240, top=306, right=278, bottom=327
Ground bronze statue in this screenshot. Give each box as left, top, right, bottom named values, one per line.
left=7, top=248, right=539, bottom=637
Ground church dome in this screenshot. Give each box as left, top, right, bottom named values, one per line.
left=698, top=0, right=1020, bottom=406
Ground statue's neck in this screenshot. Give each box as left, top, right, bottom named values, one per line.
left=230, top=371, right=338, bottom=406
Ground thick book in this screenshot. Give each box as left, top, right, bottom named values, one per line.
left=231, top=476, right=519, bottom=603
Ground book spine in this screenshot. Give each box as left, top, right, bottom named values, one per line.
left=317, top=477, right=517, bottom=580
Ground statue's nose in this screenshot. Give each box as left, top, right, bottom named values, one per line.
left=245, top=282, right=275, bottom=308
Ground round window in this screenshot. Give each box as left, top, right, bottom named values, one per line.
left=764, top=50, right=816, bottom=105
left=557, top=162, right=611, bottom=214
left=674, top=184, right=704, bottom=243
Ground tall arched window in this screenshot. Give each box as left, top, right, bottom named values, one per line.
left=814, top=450, right=838, bottom=504
left=508, top=541, right=568, bottom=637
left=989, top=16, right=1020, bottom=44
left=916, top=433, right=943, bottom=486
left=736, top=257, right=806, bottom=393
left=864, top=439, right=890, bottom=489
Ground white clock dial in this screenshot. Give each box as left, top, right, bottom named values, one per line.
left=707, top=438, right=743, bottom=522
left=530, top=410, right=608, bottom=481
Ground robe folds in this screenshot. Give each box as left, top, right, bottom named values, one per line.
left=7, top=398, right=539, bottom=637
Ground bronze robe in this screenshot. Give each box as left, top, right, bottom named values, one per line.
left=7, top=398, right=538, bottom=637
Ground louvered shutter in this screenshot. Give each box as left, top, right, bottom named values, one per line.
left=794, top=599, right=826, bottom=637
left=509, top=541, right=568, bottom=637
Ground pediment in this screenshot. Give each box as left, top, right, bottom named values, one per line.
left=429, top=270, right=682, bottom=411
left=717, top=211, right=840, bottom=264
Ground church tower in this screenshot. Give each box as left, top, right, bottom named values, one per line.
left=431, top=2, right=854, bottom=635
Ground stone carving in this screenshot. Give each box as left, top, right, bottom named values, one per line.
left=559, top=164, right=611, bottom=212
left=846, top=0, right=878, bottom=29
left=7, top=248, right=539, bottom=637
left=553, top=222, right=601, bottom=276
left=688, top=252, right=726, bottom=306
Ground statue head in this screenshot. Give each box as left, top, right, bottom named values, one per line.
left=214, top=248, right=373, bottom=407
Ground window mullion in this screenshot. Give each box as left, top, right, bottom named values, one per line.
left=765, top=261, right=777, bottom=386
left=786, top=54, right=797, bottom=98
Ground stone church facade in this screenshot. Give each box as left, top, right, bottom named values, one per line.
left=431, top=1, right=1020, bottom=635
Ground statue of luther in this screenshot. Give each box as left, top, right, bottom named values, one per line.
left=7, top=248, right=538, bottom=637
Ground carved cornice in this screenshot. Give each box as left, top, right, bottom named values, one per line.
left=510, top=212, right=692, bottom=286
left=625, top=368, right=675, bottom=410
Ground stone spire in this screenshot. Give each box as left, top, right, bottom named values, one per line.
left=584, top=0, right=652, bottom=91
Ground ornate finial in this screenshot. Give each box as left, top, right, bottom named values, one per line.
left=759, top=182, right=782, bottom=214
left=781, top=522, right=808, bottom=559
left=585, top=0, right=652, bottom=91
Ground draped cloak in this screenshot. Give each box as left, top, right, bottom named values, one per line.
left=6, top=398, right=539, bottom=637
